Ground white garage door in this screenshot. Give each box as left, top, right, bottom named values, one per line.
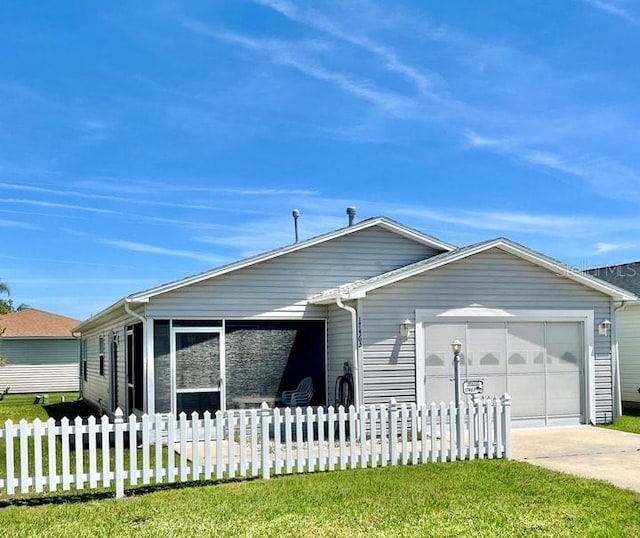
left=422, top=321, right=584, bottom=425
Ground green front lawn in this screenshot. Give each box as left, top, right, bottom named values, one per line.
left=0, top=392, right=86, bottom=424
left=602, top=410, right=640, bottom=435
left=0, top=460, right=639, bottom=537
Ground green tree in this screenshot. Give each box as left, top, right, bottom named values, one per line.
left=0, top=281, right=10, bottom=316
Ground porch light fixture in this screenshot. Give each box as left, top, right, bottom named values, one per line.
left=598, top=319, right=612, bottom=336
left=451, top=338, right=463, bottom=356
left=400, top=318, right=413, bottom=338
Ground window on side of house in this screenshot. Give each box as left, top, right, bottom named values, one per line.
left=99, top=335, right=105, bottom=377
left=82, top=339, right=88, bottom=382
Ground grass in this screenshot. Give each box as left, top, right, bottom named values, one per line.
left=0, top=393, right=171, bottom=503
left=0, top=392, right=86, bottom=424
left=2, top=396, right=640, bottom=536
left=601, top=409, right=640, bottom=435
left=0, top=460, right=639, bottom=537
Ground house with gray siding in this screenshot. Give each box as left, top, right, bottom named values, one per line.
left=75, top=216, right=635, bottom=426
left=586, top=262, right=640, bottom=410
left=0, top=308, right=80, bottom=393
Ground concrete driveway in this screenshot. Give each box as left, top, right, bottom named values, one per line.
left=512, top=426, right=640, bottom=492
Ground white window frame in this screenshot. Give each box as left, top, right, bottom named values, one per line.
left=414, top=308, right=596, bottom=424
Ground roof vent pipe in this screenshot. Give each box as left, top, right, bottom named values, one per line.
left=346, top=206, right=356, bottom=226
left=292, top=209, right=300, bottom=242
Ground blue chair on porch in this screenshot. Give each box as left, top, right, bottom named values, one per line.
left=277, top=376, right=314, bottom=407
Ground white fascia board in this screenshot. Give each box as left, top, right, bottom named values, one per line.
left=73, top=297, right=146, bottom=333
left=495, top=241, right=638, bottom=301
left=377, top=220, right=456, bottom=252
left=345, top=238, right=637, bottom=301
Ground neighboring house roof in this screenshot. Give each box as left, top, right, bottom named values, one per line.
left=309, top=237, right=638, bottom=304
left=75, top=216, right=456, bottom=331
left=0, top=308, right=80, bottom=338
left=586, top=262, right=640, bottom=297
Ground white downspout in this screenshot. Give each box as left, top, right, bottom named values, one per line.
left=336, top=297, right=360, bottom=408
left=124, top=300, right=148, bottom=414
left=612, top=301, right=628, bottom=420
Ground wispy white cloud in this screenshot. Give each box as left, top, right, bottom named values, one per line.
left=252, top=0, right=448, bottom=102
left=0, top=218, right=40, bottom=230
left=76, top=178, right=318, bottom=197
left=593, top=241, right=639, bottom=255
left=0, top=254, right=134, bottom=269
left=99, top=238, right=227, bottom=264
left=464, top=130, right=640, bottom=204
left=0, top=181, right=305, bottom=217
left=582, top=0, right=638, bottom=25
left=0, top=182, right=215, bottom=211
left=7, top=277, right=160, bottom=286
left=0, top=198, right=120, bottom=214
left=195, top=213, right=346, bottom=257
left=182, top=20, right=419, bottom=118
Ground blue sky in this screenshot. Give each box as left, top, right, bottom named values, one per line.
left=2, top=0, right=640, bottom=320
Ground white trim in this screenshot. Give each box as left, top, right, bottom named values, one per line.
left=414, top=308, right=596, bottom=425
left=145, top=317, right=155, bottom=416
left=310, top=239, right=637, bottom=304
left=170, top=326, right=225, bottom=415
left=610, top=299, right=622, bottom=420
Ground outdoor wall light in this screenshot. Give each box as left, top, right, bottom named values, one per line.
left=451, top=337, right=463, bottom=356
left=400, top=318, right=413, bottom=338
left=598, top=319, right=612, bottom=336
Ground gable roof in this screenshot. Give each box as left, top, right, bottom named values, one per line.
left=74, top=216, right=455, bottom=331
left=586, top=262, right=640, bottom=297
left=309, top=237, right=638, bottom=304
left=127, top=216, right=455, bottom=302
left=0, top=308, right=80, bottom=338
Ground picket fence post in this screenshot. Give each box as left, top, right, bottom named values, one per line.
left=501, top=393, right=512, bottom=459
left=114, top=408, right=125, bottom=499
left=261, top=402, right=270, bottom=479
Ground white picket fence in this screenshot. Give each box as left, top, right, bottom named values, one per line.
left=0, top=394, right=511, bottom=499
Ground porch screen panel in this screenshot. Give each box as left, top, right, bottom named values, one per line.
left=175, top=333, right=220, bottom=390
left=225, top=321, right=325, bottom=408
left=153, top=320, right=171, bottom=414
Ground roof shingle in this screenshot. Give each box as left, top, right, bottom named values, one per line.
left=586, top=262, right=640, bottom=296
left=0, top=308, right=80, bottom=338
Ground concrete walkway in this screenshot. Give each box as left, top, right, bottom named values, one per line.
left=512, top=426, right=640, bottom=492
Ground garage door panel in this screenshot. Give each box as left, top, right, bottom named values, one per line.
left=507, top=323, right=545, bottom=375
left=547, top=373, right=580, bottom=416
left=423, top=323, right=466, bottom=377
left=467, top=323, right=506, bottom=376
left=507, top=374, right=546, bottom=418
left=546, top=322, right=582, bottom=373
left=472, top=375, right=507, bottom=404
left=426, top=376, right=455, bottom=405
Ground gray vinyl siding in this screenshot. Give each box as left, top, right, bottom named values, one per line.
left=81, top=311, right=137, bottom=414
left=0, top=339, right=79, bottom=393
left=361, top=248, right=614, bottom=423
left=326, top=303, right=352, bottom=405
left=616, top=303, right=640, bottom=405
left=145, top=227, right=442, bottom=319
